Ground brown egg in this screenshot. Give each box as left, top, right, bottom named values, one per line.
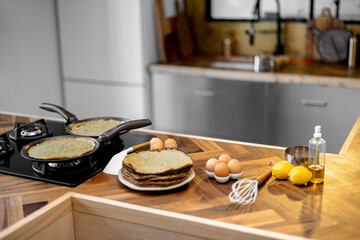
left=206, top=158, right=218, bottom=172
left=214, top=162, right=230, bottom=177
left=150, top=137, right=163, bottom=145
left=164, top=138, right=178, bottom=149
left=150, top=141, right=163, bottom=151
left=150, top=138, right=163, bottom=151
left=218, top=154, right=232, bottom=164
left=227, top=159, right=243, bottom=174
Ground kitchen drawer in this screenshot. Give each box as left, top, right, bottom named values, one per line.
left=268, top=83, right=360, bottom=153
left=64, top=82, right=146, bottom=119
left=152, top=73, right=266, bottom=143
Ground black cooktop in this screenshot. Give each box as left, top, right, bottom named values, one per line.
left=0, top=120, right=154, bottom=187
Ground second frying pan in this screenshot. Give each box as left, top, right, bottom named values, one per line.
left=309, top=27, right=352, bottom=63
left=40, top=103, right=133, bottom=137
left=21, top=118, right=152, bottom=163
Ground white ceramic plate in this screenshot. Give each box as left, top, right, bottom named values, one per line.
left=118, top=169, right=195, bottom=191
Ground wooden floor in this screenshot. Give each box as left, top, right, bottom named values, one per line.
left=1, top=113, right=360, bottom=239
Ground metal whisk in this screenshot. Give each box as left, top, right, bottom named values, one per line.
left=229, top=161, right=274, bottom=205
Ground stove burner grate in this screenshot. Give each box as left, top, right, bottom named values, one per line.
left=32, top=156, right=97, bottom=176
left=21, top=126, right=42, bottom=137
left=0, top=133, right=14, bottom=156
left=9, top=119, right=53, bottom=142
left=48, top=159, right=82, bottom=168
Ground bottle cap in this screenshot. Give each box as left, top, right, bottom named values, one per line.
left=314, top=125, right=322, bottom=138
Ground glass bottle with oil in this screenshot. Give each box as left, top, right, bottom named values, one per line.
left=308, top=126, right=326, bottom=184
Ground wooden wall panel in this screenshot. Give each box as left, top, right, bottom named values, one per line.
left=73, top=211, right=206, bottom=240
left=0, top=193, right=73, bottom=240
left=28, top=212, right=75, bottom=240
left=71, top=193, right=300, bottom=240
left=0, top=196, right=24, bottom=230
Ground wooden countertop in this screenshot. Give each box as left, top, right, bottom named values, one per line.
left=148, top=56, right=360, bottom=88
left=1, top=113, right=360, bottom=239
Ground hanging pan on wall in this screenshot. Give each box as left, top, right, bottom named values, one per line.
left=309, top=26, right=352, bottom=63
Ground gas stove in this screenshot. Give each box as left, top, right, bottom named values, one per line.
left=0, top=119, right=153, bottom=187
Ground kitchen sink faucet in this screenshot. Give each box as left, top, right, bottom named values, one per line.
left=245, top=0, right=284, bottom=55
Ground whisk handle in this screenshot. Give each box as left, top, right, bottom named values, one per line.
left=255, top=169, right=272, bottom=185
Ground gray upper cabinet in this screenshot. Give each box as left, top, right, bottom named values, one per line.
left=0, top=0, right=63, bottom=116
left=151, top=72, right=266, bottom=143
left=268, top=83, right=360, bottom=153
left=57, top=0, right=158, bottom=119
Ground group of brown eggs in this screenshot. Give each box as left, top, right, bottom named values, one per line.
left=205, top=154, right=243, bottom=183
left=150, top=137, right=178, bottom=151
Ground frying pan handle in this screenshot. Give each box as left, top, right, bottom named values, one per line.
left=99, top=119, right=152, bottom=143
left=39, top=103, right=78, bottom=124
left=307, top=26, right=320, bottom=36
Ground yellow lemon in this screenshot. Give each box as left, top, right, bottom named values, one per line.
left=272, top=161, right=294, bottom=179
left=288, top=166, right=312, bottom=185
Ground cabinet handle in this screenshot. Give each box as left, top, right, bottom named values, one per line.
left=193, top=90, right=217, bottom=98
left=301, top=99, right=327, bottom=107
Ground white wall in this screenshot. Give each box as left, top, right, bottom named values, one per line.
left=0, top=0, right=63, bottom=117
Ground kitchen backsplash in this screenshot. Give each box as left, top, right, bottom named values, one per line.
left=186, top=0, right=360, bottom=57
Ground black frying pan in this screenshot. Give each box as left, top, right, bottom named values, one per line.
left=20, top=118, right=152, bottom=163
left=39, top=103, right=131, bottom=137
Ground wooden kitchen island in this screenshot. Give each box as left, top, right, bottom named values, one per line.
left=0, top=113, right=360, bottom=239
